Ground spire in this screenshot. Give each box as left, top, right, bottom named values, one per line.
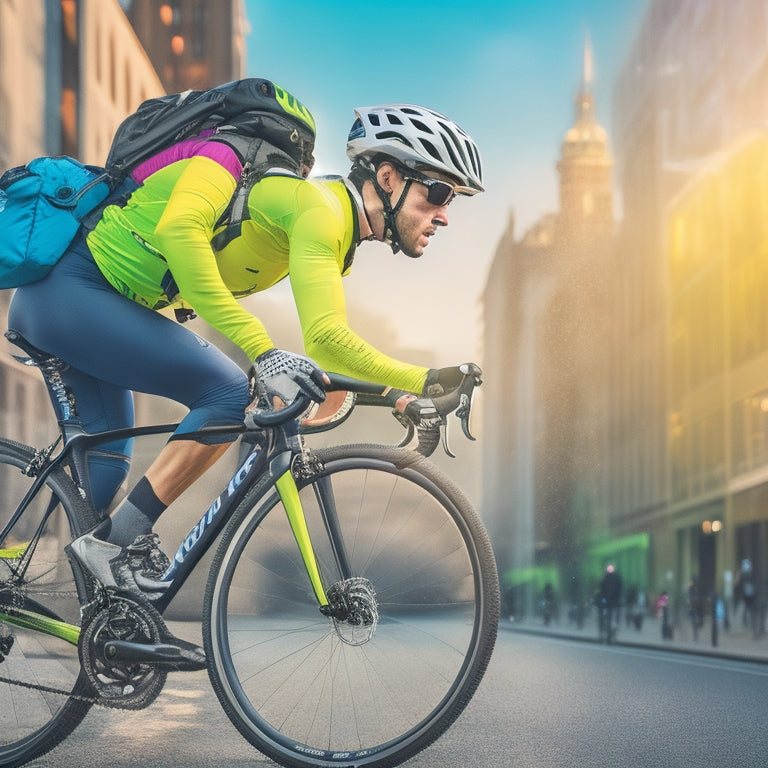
left=557, top=31, right=613, bottom=238
left=583, top=32, right=593, bottom=89
left=576, top=33, right=596, bottom=125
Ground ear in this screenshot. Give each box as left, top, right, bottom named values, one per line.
left=375, top=162, right=401, bottom=194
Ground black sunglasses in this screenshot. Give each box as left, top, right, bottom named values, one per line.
left=401, top=173, right=457, bottom=207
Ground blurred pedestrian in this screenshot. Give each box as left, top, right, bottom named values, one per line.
left=598, top=564, right=623, bottom=643
left=687, top=577, right=704, bottom=640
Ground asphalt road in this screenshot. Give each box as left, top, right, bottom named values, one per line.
left=22, top=627, right=768, bottom=768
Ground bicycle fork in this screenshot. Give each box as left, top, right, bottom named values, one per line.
left=274, top=469, right=328, bottom=607
left=274, top=458, right=354, bottom=604
left=276, top=457, right=376, bottom=637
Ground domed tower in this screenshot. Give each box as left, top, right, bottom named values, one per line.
left=556, top=36, right=614, bottom=241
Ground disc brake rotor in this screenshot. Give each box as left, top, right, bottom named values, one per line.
left=325, top=577, right=379, bottom=646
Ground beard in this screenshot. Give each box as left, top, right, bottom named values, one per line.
left=397, top=240, right=423, bottom=259
left=392, top=211, right=428, bottom=259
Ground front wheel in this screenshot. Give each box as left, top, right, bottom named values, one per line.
left=204, top=445, right=499, bottom=768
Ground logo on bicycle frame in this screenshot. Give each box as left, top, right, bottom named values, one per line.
left=169, top=447, right=262, bottom=570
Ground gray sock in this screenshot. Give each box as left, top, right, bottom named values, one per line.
left=106, top=477, right=167, bottom=547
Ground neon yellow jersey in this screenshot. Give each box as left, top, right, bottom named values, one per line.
left=86, top=150, right=428, bottom=393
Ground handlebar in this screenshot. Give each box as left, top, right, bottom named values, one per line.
left=401, top=363, right=483, bottom=456
left=245, top=391, right=313, bottom=428
left=244, top=364, right=483, bottom=458
left=325, top=363, right=483, bottom=457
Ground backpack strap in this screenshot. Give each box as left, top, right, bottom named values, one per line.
left=209, top=133, right=302, bottom=251
left=79, top=175, right=140, bottom=232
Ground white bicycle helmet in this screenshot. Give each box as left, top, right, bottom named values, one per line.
left=346, top=104, right=483, bottom=194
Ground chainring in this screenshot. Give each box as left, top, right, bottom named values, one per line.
left=78, top=590, right=168, bottom=709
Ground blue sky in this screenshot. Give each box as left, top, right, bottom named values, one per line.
left=242, top=0, right=649, bottom=361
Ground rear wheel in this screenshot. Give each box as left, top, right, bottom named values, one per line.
left=204, top=445, right=499, bottom=768
left=0, top=438, right=97, bottom=767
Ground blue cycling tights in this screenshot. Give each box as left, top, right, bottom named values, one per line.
left=7, top=233, right=251, bottom=511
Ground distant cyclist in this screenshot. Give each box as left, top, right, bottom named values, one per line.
left=7, top=95, right=484, bottom=600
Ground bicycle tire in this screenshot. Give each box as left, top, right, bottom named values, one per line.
left=203, top=444, right=499, bottom=768
left=0, top=437, right=98, bottom=768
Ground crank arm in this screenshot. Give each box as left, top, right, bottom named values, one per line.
left=103, top=639, right=206, bottom=670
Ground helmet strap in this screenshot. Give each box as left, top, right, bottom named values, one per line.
left=349, top=163, right=413, bottom=256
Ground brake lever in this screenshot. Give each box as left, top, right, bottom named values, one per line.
left=456, top=392, right=475, bottom=441
left=440, top=391, right=476, bottom=456
left=440, top=419, right=456, bottom=458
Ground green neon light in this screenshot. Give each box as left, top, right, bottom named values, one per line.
left=0, top=606, right=80, bottom=645
left=588, top=532, right=650, bottom=560
left=275, top=471, right=327, bottom=606
left=503, top=565, right=561, bottom=590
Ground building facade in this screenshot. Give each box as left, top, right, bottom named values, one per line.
left=611, top=0, right=768, bottom=611
left=481, top=41, right=616, bottom=613
left=483, top=0, right=768, bottom=624
left=0, top=0, right=47, bottom=171
left=118, top=0, right=246, bottom=92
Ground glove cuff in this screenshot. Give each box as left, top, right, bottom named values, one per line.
left=422, top=369, right=441, bottom=398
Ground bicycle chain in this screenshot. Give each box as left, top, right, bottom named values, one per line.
left=0, top=671, right=109, bottom=706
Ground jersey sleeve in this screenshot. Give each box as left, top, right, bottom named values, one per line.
left=151, top=155, right=275, bottom=359
left=285, top=184, right=428, bottom=394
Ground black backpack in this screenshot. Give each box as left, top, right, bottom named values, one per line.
left=103, top=77, right=316, bottom=247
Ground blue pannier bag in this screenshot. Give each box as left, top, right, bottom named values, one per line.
left=0, top=156, right=111, bottom=289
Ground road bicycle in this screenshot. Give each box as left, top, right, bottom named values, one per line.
left=0, top=329, right=500, bottom=768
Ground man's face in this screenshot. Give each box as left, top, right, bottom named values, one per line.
left=391, top=171, right=455, bottom=258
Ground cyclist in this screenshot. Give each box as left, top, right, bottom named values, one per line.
left=6, top=101, right=483, bottom=598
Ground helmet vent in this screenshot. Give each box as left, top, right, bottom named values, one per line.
left=387, top=114, right=404, bottom=125
left=418, top=138, right=442, bottom=162
left=467, top=142, right=483, bottom=178
left=440, top=133, right=466, bottom=173
left=376, top=130, right=412, bottom=148
left=409, top=118, right=434, bottom=134
left=369, top=114, right=381, bottom=126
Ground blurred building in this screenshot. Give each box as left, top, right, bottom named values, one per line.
left=611, top=0, right=768, bottom=607
left=0, top=0, right=164, bottom=448
left=484, top=0, right=768, bottom=620
left=118, top=0, right=247, bottom=92
left=0, top=0, right=47, bottom=172
left=481, top=40, right=617, bottom=611
left=0, top=0, right=245, bottom=448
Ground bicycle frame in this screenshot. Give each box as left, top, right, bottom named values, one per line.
left=0, top=416, right=332, bottom=645
left=0, top=360, right=460, bottom=653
